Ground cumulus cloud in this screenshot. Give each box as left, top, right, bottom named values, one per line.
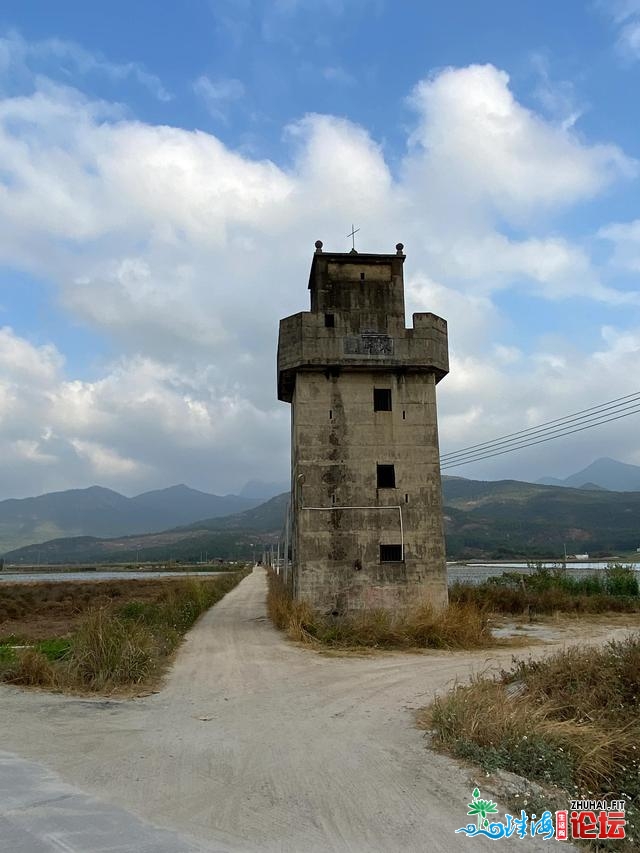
left=405, top=65, right=634, bottom=222
left=0, top=57, right=638, bottom=498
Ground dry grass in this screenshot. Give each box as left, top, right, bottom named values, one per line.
left=69, top=608, right=155, bottom=688
left=0, top=571, right=246, bottom=691
left=424, top=635, right=640, bottom=848
left=0, top=576, right=234, bottom=639
left=6, top=648, right=59, bottom=688
left=267, top=569, right=494, bottom=650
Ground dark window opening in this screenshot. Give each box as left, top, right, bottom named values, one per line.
left=402, top=410, right=406, bottom=420
left=329, top=409, right=333, bottom=420
left=360, top=272, right=365, bottom=281
left=380, top=544, right=403, bottom=562
left=373, top=388, right=392, bottom=411
left=405, top=493, right=409, bottom=503
left=377, top=464, right=395, bottom=489
left=324, top=313, right=335, bottom=328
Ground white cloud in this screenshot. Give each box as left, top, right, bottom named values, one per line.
left=598, top=218, right=640, bottom=271
left=0, top=30, right=171, bottom=101
left=0, top=326, right=63, bottom=381
left=193, top=74, right=245, bottom=121
left=0, top=57, right=638, bottom=497
left=598, top=0, right=640, bottom=59
left=405, top=65, right=634, bottom=223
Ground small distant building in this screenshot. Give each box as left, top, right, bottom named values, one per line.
left=574, top=553, right=589, bottom=560
left=277, top=241, right=449, bottom=614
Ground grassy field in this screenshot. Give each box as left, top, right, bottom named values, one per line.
left=422, top=636, right=639, bottom=850
left=0, top=570, right=246, bottom=691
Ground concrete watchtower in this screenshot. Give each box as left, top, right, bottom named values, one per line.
left=277, top=241, right=449, bottom=613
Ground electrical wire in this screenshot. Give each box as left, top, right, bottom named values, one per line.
left=440, top=391, right=640, bottom=464
left=440, top=397, right=640, bottom=470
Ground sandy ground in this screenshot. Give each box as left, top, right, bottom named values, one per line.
left=1, top=568, right=638, bottom=853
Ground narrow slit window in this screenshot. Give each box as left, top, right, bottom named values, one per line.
left=402, top=410, right=406, bottom=420
left=405, top=493, right=409, bottom=503
left=373, top=388, right=392, bottom=411
left=324, top=313, right=335, bottom=328
left=376, top=464, right=395, bottom=489
left=380, top=544, right=403, bottom=563
left=329, top=409, right=333, bottom=420
left=360, top=272, right=365, bottom=281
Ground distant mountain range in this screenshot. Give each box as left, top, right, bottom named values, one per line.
left=239, top=479, right=289, bottom=500
left=538, top=457, right=640, bottom=492
left=3, top=493, right=289, bottom=565
left=0, top=485, right=263, bottom=554
left=5, top=476, right=640, bottom=564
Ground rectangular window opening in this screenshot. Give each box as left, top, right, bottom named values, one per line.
left=376, top=463, right=396, bottom=489
left=380, top=544, right=403, bottom=563
left=360, top=272, right=365, bottom=281
left=402, top=410, right=406, bottom=420
left=405, top=493, right=409, bottom=503
left=324, top=313, right=335, bottom=328
left=373, top=388, right=392, bottom=412
left=329, top=409, right=333, bottom=420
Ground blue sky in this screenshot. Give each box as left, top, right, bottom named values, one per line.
left=0, top=0, right=639, bottom=498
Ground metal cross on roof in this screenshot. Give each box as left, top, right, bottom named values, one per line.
left=347, top=224, right=360, bottom=251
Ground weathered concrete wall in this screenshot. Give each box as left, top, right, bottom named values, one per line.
left=290, top=370, right=448, bottom=612
left=278, top=246, right=449, bottom=613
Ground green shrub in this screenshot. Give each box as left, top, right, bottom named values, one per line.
left=451, top=563, right=639, bottom=615
left=604, top=563, right=639, bottom=596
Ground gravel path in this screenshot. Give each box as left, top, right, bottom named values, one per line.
left=3, top=567, right=633, bottom=852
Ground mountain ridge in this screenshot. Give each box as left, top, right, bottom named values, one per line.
left=5, top=477, right=640, bottom=564
left=0, top=485, right=261, bottom=554
left=538, top=457, right=640, bottom=492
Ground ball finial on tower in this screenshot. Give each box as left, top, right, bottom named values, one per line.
left=396, top=242, right=404, bottom=255
left=315, top=240, right=323, bottom=253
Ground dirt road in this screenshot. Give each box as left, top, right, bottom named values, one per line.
left=2, top=568, right=635, bottom=852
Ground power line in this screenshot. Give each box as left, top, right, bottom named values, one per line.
left=440, top=390, right=640, bottom=463
left=441, top=399, right=640, bottom=466
left=440, top=394, right=640, bottom=470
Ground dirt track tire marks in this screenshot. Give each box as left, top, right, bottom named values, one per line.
left=4, top=567, right=632, bottom=851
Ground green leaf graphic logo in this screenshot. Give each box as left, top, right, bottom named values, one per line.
left=467, top=788, right=499, bottom=829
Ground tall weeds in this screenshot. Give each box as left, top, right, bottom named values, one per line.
left=1, top=572, right=246, bottom=691
left=267, top=569, right=493, bottom=649
left=70, top=608, right=154, bottom=688
left=425, top=635, right=640, bottom=847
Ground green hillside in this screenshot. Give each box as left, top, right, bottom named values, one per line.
left=3, top=480, right=639, bottom=564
